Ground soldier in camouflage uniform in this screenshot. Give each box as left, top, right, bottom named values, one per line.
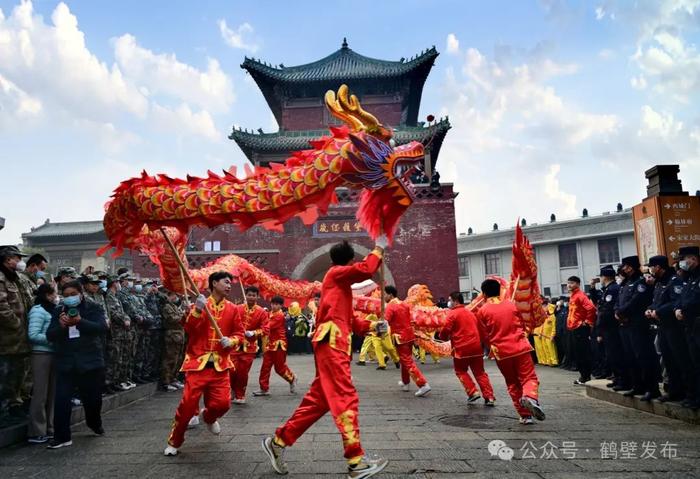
left=55, top=267, right=78, bottom=296
left=131, top=279, right=154, bottom=382
left=117, top=273, right=141, bottom=384
left=83, top=274, right=111, bottom=391
left=0, top=245, right=34, bottom=424
left=144, top=282, right=164, bottom=382
left=159, top=289, right=185, bottom=391
left=106, top=276, right=134, bottom=391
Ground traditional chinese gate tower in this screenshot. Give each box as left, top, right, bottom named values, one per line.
left=145, top=40, right=459, bottom=298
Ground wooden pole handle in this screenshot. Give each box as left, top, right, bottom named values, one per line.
left=159, top=228, right=223, bottom=339
left=511, top=275, right=521, bottom=302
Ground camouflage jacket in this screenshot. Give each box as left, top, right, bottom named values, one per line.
left=85, top=291, right=109, bottom=324
left=105, top=290, right=130, bottom=332
left=144, top=292, right=163, bottom=330
left=0, top=269, right=33, bottom=354
left=129, top=291, right=154, bottom=329
left=160, top=301, right=184, bottom=331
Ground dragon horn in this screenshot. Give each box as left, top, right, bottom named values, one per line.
left=325, top=85, right=391, bottom=139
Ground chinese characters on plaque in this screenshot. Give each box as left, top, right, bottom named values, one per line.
left=313, top=217, right=367, bottom=238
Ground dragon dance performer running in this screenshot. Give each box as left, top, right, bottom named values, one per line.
left=440, top=292, right=495, bottom=405
left=230, top=286, right=268, bottom=404
left=263, top=239, right=390, bottom=478
left=384, top=286, right=431, bottom=397
left=164, top=272, right=244, bottom=456
left=477, top=279, right=545, bottom=425
left=254, top=296, right=298, bottom=397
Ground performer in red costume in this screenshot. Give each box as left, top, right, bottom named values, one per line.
left=164, top=271, right=244, bottom=455
left=263, top=239, right=390, bottom=479
left=566, top=276, right=597, bottom=385
left=384, top=285, right=431, bottom=396
left=441, top=291, right=495, bottom=405
left=254, top=296, right=297, bottom=396
left=230, top=286, right=268, bottom=404
left=476, top=279, right=545, bottom=425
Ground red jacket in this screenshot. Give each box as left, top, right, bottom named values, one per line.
left=440, top=305, right=484, bottom=358
left=265, top=310, right=287, bottom=351
left=236, top=303, right=268, bottom=354
left=385, top=299, right=414, bottom=344
left=567, top=288, right=596, bottom=330
left=312, top=250, right=382, bottom=355
left=181, top=297, right=244, bottom=372
left=476, top=298, right=532, bottom=360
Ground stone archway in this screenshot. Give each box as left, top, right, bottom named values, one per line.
left=291, top=243, right=395, bottom=285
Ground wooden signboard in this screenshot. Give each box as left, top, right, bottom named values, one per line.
left=632, top=195, right=700, bottom=264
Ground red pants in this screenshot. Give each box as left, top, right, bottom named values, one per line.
left=230, top=353, right=255, bottom=400
left=396, top=342, right=427, bottom=387
left=167, top=367, right=230, bottom=448
left=259, top=349, right=295, bottom=391
left=453, top=356, right=494, bottom=399
left=496, top=353, right=539, bottom=417
left=275, top=342, right=364, bottom=464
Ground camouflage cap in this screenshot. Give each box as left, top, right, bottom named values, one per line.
left=83, top=274, right=101, bottom=284
left=56, top=267, right=78, bottom=278
left=93, top=270, right=108, bottom=279
left=106, top=275, right=120, bottom=287
left=118, top=272, right=135, bottom=281
left=0, top=245, right=28, bottom=259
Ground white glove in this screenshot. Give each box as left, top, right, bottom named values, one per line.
left=374, top=320, right=389, bottom=335
left=244, top=330, right=255, bottom=338
left=219, top=337, right=233, bottom=348
left=375, top=234, right=388, bottom=249
left=195, top=294, right=207, bottom=311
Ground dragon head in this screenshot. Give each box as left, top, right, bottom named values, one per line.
left=325, top=85, right=425, bottom=241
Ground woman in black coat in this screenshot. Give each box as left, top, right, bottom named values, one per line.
left=46, top=280, right=107, bottom=449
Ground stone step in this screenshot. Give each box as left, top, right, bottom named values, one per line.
left=0, top=382, right=157, bottom=448
left=585, top=379, right=700, bottom=425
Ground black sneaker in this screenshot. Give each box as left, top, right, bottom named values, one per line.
left=47, top=439, right=72, bottom=449
left=355, top=361, right=366, bottom=366
left=484, top=398, right=496, bottom=407
left=27, top=435, right=49, bottom=444
left=375, top=366, right=386, bottom=370
left=394, top=362, right=400, bottom=369
left=90, top=426, right=105, bottom=436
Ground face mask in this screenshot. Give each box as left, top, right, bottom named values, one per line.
left=52, top=296, right=60, bottom=305
left=63, top=295, right=81, bottom=307
left=127, top=281, right=134, bottom=288
left=616, top=277, right=623, bottom=284
left=447, top=300, right=453, bottom=308
left=99, top=280, right=107, bottom=289
left=15, top=261, right=26, bottom=272
left=135, top=284, right=143, bottom=293
left=36, top=270, right=47, bottom=279
left=679, top=260, right=690, bottom=271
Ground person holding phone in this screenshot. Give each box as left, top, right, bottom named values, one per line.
left=45, top=280, right=107, bottom=449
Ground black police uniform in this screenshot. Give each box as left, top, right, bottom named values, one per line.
left=593, top=281, right=625, bottom=387
left=615, top=272, right=658, bottom=395
left=650, top=271, right=691, bottom=400
left=675, top=267, right=700, bottom=406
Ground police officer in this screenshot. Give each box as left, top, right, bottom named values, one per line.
left=674, top=246, right=700, bottom=410
left=591, top=266, right=627, bottom=390
left=644, top=255, right=691, bottom=403
left=614, top=255, right=658, bottom=400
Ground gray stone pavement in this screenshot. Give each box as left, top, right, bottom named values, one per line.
left=1, top=354, right=699, bottom=478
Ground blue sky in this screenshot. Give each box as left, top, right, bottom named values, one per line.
left=1, top=0, right=699, bottom=245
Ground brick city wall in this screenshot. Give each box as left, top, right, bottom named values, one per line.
left=134, top=184, right=459, bottom=301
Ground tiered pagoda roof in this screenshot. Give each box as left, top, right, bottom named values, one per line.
left=230, top=117, right=451, bottom=166
left=241, top=39, right=438, bottom=126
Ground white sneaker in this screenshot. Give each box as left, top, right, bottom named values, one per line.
left=347, top=454, right=389, bottom=478
left=519, top=416, right=534, bottom=425
left=164, top=384, right=178, bottom=392
left=398, top=380, right=409, bottom=392
left=415, top=384, right=432, bottom=397
left=232, top=398, right=246, bottom=404
left=289, top=376, right=298, bottom=394
left=173, top=380, right=185, bottom=389
left=253, top=390, right=270, bottom=397
left=126, top=381, right=136, bottom=389
left=262, top=436, right=288, bottom=475
left=119, top=382, right=130, bottom=390
left=164, top=445, right=178, bottom=456
left=187, top=415, right=200, bottom=428
left=206, top=420, right=221, bottom=435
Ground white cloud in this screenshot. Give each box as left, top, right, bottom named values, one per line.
left=218, top=19, right=259, bottom=53
left=598, top=48, right=615, bottom=60
left=544, top=164, right=577, bottom=215
left=113, top=34, right=234, bottom=113
left=446, top=33, right=460, bottom=55
left=595, top=6, right=606, bottom=20
left=0, top=1, right=148, bottom=122
left=638, top=105, right=683, bottom=139
left=630, top=75, right=648, bottom=89
left=0, top=72, right=41, bottom=124
left=151, top=103, right=219, bottom=140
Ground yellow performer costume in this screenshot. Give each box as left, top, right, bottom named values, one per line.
left=533, top=304, right=558, bottom=366
left=357, top=314, right=399, bottom=368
